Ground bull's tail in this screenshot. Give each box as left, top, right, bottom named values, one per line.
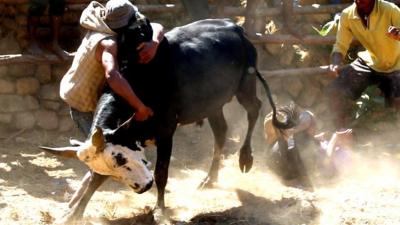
left=255, top=71, right=297, bottom=129
left=237, top=26, right=296, bottom=129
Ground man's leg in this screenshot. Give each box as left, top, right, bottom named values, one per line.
left=70, top=107, right=93, bottom=138
left=382, top=70, right=400, bottom=110
left=49, top=0, right=68, bottom=60
left=325, top=58, right=374, bottom=130
left=27, top=0, right=47, bottom=55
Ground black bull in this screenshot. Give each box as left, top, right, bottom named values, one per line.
left=77, top=19, right=293, bottom=213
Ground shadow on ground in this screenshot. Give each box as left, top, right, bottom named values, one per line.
left=99, top=189, right=319, bottom=225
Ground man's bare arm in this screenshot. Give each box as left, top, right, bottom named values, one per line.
left=329, top=52, right=343, bottom=78
left=97, top=38, right=153, bottom=121
left=137, top=22, right=165, bottom=64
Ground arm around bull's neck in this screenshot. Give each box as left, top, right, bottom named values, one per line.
left=97, top=38, right=154, bottom=121
left=137, top=23, right=165, bottom=64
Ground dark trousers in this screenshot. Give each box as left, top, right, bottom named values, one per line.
left=70, top=107, right=93, bottom=138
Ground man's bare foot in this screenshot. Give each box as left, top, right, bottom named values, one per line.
left=49, top=42, right=69, bottom=61
left=335, top=129, right=353, bottom=147
left=314, top=132, right=327, bottom=142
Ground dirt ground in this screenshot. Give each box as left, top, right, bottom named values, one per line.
left=1, top=101, right=400, bottom=225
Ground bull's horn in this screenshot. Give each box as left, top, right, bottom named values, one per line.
left=39, top=146, right=80, bottom=159
left=69, top=138, right=84, bottom=146
left=90, top=126, right=105, bottom=154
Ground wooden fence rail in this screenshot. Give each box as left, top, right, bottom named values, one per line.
left=0, top=0, right=349, bottom=16
left=223, top=3, right=349, bottom=16
left=0, top=53, right=74, bottom=65
left=0, top=0, right=101, bottom=4
left=66, top=3, right=350, bottom=16
left=0, top=1, right=345, bottom=72
left=260, top=65, right=330, bottom=77
left=250, top=34, right=337, bottom=45
left=0, top=53, right=333, bottom=78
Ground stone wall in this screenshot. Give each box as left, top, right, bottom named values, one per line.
left=0, top=2, right=82, bottom=132
left=0, top=62, right=74, bottom=132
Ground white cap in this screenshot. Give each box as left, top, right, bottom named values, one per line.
left=105, top=0, right=138, bottom=29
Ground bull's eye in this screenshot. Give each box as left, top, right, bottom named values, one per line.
left=125, top=166, right=132, bottom=171
left=114, top=153, right=127, bottom=167
left=141, top=159, right=148, bottom=165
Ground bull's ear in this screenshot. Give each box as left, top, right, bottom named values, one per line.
left=39, top=146, right=80, bottom=159
left=90, top=126, right=105, bottom=153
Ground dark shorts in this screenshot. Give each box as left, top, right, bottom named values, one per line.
left=326, top=58, right=400, bottom=105
left=70, top=107, right=93, bottom=137
left=29, top=0, right=66, bottom=16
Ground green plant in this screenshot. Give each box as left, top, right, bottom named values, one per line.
left=312, top=13, right=340, bottom=37
left=349, top=86, right=396, bottom=128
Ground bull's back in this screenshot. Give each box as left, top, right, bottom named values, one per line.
left=166, top=19, right=252, bottom=123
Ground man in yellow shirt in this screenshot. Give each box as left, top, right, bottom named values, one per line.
left=327, top=0, right=400, bottom=129
left=60, top=0, right=164, bottom=136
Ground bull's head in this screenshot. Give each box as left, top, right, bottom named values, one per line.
left=40, top=122, right=153, bottom=194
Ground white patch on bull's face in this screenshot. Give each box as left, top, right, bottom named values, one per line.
left=76, top=143, right=153, bottom=194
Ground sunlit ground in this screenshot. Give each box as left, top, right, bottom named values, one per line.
left=2, top=142, right=400, bottom=225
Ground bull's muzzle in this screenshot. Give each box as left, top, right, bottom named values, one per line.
left=132, top=179, right=153, bottom=194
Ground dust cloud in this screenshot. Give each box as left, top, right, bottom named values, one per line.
left=1, top=98, right=400, bottom=225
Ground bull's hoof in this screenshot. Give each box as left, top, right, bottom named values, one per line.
left=198, top=176, right=215, bottom=189
left=239, top=151, right=253, bottom=173
left=54, top=205, right=85, bottom=225
left=153, top=207, right=172, bottom=225
left=53, top=213, right=82, bottom=225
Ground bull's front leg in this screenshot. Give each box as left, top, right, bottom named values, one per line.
left=56, top=171, right=108, bottom=224
left=154, top=137, right=173, bottom=209
left=153, top=135, right=174, bottom=224
left=68, top=171, right=92, bottom=208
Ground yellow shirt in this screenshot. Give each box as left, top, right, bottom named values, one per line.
left=333, top=0, right=400, bottom=72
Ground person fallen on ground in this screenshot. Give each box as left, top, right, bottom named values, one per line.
left=263, top=104, right=353, bottom=179
left=314, top=129, right=354, bottom=177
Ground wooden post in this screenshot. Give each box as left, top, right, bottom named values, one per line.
left=244, top=0, right=265, bottom=70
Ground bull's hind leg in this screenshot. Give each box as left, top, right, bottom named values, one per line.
left=236, top=74, right=261, bottom=173
left=199, top=109, right=228, bottom=188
